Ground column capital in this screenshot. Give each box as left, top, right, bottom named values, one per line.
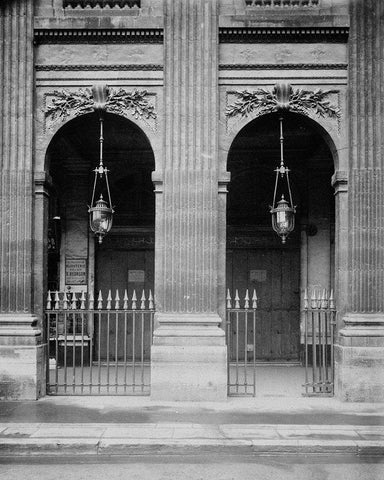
left=331, top=170, right=348, bottom=194
left=34, top=171, right=53, bottom=197
left=151, top=171, right=163, bottom=193
left=218, top=172, right=231, bottom=193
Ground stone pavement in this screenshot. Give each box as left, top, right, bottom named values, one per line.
left=0, top=397, right=383, bottom=458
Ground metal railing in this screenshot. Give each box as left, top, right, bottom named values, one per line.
left=226, top=289, right=257, bottom=396
left=302, top=289, right=336, bottom=396
left=45, top=289, right=154, bottom=395
left=245, top=0, right=320, bottom=7
left=63, top=0, right=141, bottom=8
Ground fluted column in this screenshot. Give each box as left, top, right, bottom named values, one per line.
left=336, top=0, right=384, bottom=402
left=158, top=0, right=219, bottom=313
left=151, top=0, right=226, bottom=401
left=0, top=1, right=43, bottom=400
left=348, top=0, right=384, bottom=313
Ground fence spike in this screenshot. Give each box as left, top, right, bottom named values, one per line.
left=321, top=289, right=328, bottom=309
left=46, top=290, right=52, bottom=310
left=107, top=290, right=112, bottom=310
left=123, top=290, right=129, bottom=310
left=54, top=291, right=60, bottom=310
left=244, top=289, right=250, bottom=309
left=234, top=289, right=240, bottom=309
left=89, top=291, right=94, bottom=310
left=329, top=289, right=335, bottom=310
left=71, top=291, right=77, bottom=310
left=63, top=292, right=68, bottom=310
left=132, top=290, right=137, bottom=310
left=226, top=289, right=232, bottom=309
left=80, top=291, right=86, bottom=310
left=252, top=289, right=258, bottom=309
left=140, top=290, right=146, bottom=310
left=317, top=290, right=322, bottom=309
left=148, top=290, right=154, bottom=309
left=115, top=289, right=120, bottom=310
left=310, top=290, right=317, bottom=309
left=303, top=288, right=309, bottom=310
left=97, top=290, right=103, bottom=310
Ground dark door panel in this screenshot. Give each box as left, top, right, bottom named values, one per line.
left=227, top=248, right=300, bottom=361
left=96, top=248, right=154, bottom=361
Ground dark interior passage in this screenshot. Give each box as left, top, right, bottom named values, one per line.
left=227, top=112, right=335, bottom=361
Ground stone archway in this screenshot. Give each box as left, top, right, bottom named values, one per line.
left=45, top=111, right=155, bottom=297
left=43, top=111, right=156, bottom=393
left=225, top=111, right=338, bottom=394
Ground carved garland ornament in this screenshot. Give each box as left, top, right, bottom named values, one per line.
left=226, top=83, right=340, bottom=120
left=45, top=86, right=157, bottom=128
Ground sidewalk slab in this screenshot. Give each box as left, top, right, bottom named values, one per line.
left=1, top=396, right=384, bottom=426
left=1, top=423, right=384, bottom=457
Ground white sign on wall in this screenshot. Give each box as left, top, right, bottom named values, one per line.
left=65, top=258, right=87, bottom=285
left=249, top=269, right=267, bottom=283
left=128, top=270, right=145, bottom=283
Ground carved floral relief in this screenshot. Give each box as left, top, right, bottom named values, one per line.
left=44, top=86, right=157, bottom=132
left=225, top=83, right=340, bottom=134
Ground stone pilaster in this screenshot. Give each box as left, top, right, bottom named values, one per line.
left=151, top=0, right=227, bottom=401
left=0, top=1, right=43, bottom=399
left=335, top=0, right=384, bottom=402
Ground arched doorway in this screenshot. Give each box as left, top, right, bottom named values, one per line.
left=226, top=112, right=335, bottom=392
left=45, top=112, right=155, bottom=393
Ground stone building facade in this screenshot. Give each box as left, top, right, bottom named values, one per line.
left=0, top=0, right=383, bottom=402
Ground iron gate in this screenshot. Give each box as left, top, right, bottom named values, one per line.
left=226, top=288, right=336, bottom=397
left=226, top=289, right=257, bottom=396
left=45, top=289, right=154, bottom=395
left=302, top=289, right=336, bottom=396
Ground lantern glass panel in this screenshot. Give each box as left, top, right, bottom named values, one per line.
left=90, top=209, right=112, bottom=235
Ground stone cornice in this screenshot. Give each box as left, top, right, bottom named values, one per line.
left=219, top=63, right=347, bottom=70
left=33, top=28, right=163, bottom=44
left=219, top=27, right=349, bottom=43
left=36, top=64, right=163, bottom=71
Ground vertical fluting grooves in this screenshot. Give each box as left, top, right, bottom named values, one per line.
left=0, top=1, right=34, bottom=313
left=349, top=0, right=384, bottom=312
left=162, top=0, right=218, bottom=313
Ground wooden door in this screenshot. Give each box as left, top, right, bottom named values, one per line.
left=95, top=248, right=154, bottom=360
left=226, top=248, right=300, bottom=361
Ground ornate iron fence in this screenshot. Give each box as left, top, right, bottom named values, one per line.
left=302, top=288, right=336, bottom=396
left=245, top=0, right=320, bottom=7
left=226, top=289, right=257, bottom=396
left=63, top=1, right=140, bottom=8
left=45, top=289, right=154, bottom=395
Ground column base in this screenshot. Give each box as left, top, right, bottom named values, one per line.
left=0, top=314, right=45, bottom=400
left=151, top=313, right=227, bottom=401
left=335, top=313, right=384, bottom=402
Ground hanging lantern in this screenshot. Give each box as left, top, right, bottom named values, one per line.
left=89, top=194, right=113, bottom=243
left=88, top=85, right=114, bottom=244
left=270, top=117, right=296, bottom=244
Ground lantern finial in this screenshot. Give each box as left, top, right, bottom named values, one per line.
left=270, top=117, right=296, bottom=243
left=88, top=107, right=114, bottom=243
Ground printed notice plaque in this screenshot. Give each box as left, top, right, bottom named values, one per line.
left=128, top=270, right=145, bottom=283
left=65, top=258, right=87, bottom=285
left=250, top=269, right=267, bottom=283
